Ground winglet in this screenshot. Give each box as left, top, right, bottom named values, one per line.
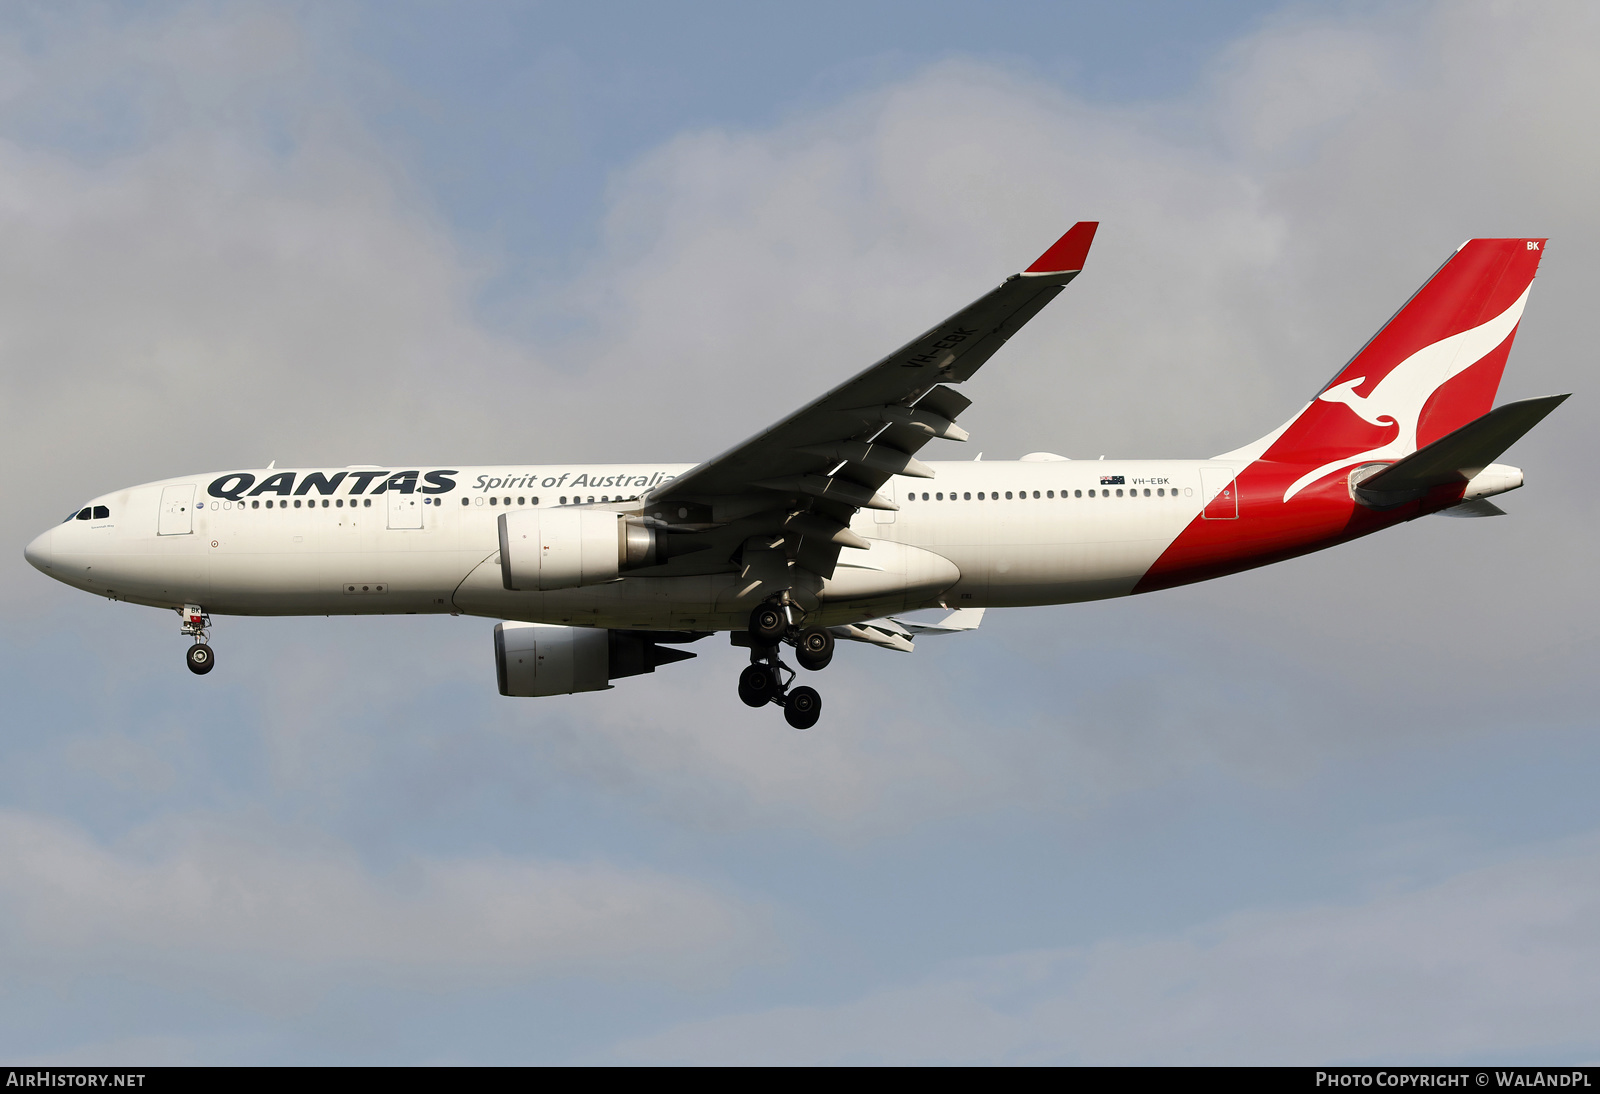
left=1024, top=221, right=1099, bottom=275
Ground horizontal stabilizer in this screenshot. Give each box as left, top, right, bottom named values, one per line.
left=1354, top=394, right=1568, bottom=504
left=1437, top=498, right=1507, bottom=518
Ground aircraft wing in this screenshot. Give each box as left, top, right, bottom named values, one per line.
left=645, top=223, right=1098, bottom=579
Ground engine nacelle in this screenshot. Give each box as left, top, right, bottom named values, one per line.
left=498, top=509, right=659, bottom=591
left=493, top=622, right=697, bottom=697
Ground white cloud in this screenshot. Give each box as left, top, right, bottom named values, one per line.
left=0, top=808, right=769, bottom=996
left=616, top=831, right=1600, bottom=1064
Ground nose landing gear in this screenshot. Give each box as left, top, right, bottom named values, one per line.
left=178, top=603, right=215, bottom=676
left=737, top=603, right=826, bottom=729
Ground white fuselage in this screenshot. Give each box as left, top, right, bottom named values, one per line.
left=27, top=459, right=1237, bottom=631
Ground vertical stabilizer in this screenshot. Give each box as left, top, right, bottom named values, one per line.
left=1220, top=238, right=1546, bottom=500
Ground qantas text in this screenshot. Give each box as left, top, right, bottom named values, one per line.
left=207, top=468, right=679, bottom=502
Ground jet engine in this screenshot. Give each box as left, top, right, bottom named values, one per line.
left=493, top=621, right=699, bottom=696
left=498, top=509, right=659, bottom=591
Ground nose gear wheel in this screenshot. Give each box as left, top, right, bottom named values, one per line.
left=186, top=643, right=215, bottom=675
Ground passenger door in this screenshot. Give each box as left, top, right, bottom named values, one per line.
left=387, top=492, right=424, bottom=530
left=874, top=479, right=896, bottom=524
left=1200, top=467, right=1239, bottom=520
left=158, top=484, right=195, bottom=535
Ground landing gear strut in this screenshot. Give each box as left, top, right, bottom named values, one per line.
left=179, top=603, right=214, bottom=676
left=737, top=602, right=826, bottom=728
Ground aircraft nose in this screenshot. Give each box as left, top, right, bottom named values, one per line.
left=24, top=527, right=59, bottom=573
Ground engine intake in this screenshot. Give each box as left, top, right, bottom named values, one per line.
left=498, top=509, right=659, bottom=591
left=494, top=622, right=699, bottom=696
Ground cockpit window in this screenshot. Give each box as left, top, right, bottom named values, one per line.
left=64, top=505, right=111, bottom=522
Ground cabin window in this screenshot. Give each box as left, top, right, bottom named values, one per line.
left=1144, top=489, right=1151, bottom=497
left=559, top=496, right=567, bottom=505
left=1005, top=491, right=1013, bottom=499
left=504, top=497, right=511, bottom=506
left=1047, top=491, right=1054, bottom=498
left=489, top=497, right=497, bottom=506
left=517, top=497, right=525, bottom=506
left=935, top=492, right=943, bottom=501
left=1033, top=491, right=1040, bottom=499
left=963, top=492, right=971, bottom=500
left=531, top=496, right=539, bottom=505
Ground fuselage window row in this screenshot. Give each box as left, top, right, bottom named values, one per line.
left=904, top=487, right=1185, bottom=501
left=194, top=484, right=1197, bottom=514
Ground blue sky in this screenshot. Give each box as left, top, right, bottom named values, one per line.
left=2, top=0, right=1599, bottom=1064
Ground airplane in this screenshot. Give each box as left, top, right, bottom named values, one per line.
left=24, top=224, right=1566, bottom=729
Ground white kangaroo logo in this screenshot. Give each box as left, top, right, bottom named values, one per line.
left=1282, top=285, right=1530, bottom=501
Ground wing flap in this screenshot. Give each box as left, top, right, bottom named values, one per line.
left=828, top=607, right=987, bottom=653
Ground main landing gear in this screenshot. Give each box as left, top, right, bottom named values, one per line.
left=736, top=601, right=835, bottom=729
left=179, top=603, right=215, bottom=676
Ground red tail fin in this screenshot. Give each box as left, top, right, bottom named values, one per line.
left=1236, top=238, right=1546, bottom=500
